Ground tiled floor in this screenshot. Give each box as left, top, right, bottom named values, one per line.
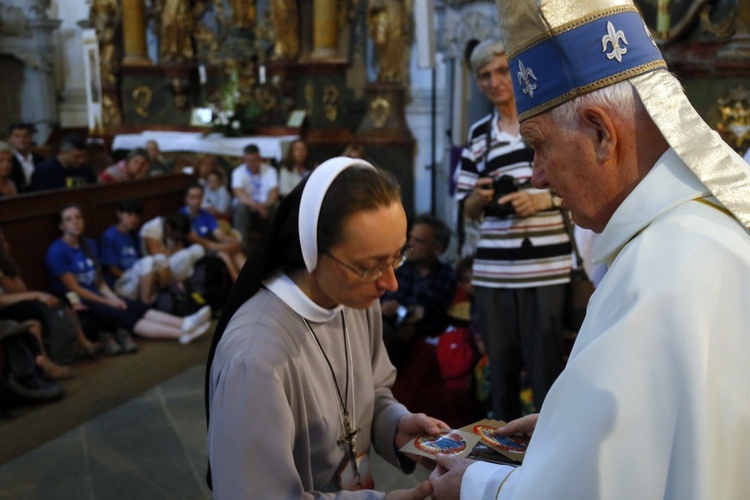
left=0, top=365, right=428, bottom=499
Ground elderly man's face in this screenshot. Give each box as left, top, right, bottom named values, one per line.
left=522, top=112, right=623, bottom=233
left=476, top=53, right=514, bottom=109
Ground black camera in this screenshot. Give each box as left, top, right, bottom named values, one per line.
left=482, top=174, right=520, bottom=218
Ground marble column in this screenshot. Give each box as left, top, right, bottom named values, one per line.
left=311, top=0, right=339, bottom=60
left=122, top=0, right=151, bottom=66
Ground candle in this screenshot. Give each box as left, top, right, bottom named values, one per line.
left=259, top=65, right=266, bottom=85
left=657, top=0, right=670, bottom=38
left=198, top=64, right=207, bottom=84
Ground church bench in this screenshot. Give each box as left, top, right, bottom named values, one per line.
left=0, top=173, right=192, bottom=292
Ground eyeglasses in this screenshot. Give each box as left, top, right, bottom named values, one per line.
left=324, top=245, right=412, bottom=282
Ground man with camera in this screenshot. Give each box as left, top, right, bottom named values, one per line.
left=455, top=38, right=571, bottom=421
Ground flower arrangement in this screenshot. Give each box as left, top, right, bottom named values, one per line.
left=207, top=61, right=264, bottom=137
left=208, top=63, right=242, bottom=136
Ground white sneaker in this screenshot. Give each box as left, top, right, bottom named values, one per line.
left=179, top=321, right=212, bottom=345
left=182, top=306, right=212, bottom=333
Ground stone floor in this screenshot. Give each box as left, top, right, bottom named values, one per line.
left=0, top=365, right=429, bottom=499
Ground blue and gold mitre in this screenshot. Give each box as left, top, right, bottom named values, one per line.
left=496, top=0, right=750, bottom=230
left=499, top=1, right=666, bottom=121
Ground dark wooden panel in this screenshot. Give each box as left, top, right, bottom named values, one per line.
left=0, top=174, right=193, bottom=291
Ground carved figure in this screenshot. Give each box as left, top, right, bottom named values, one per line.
left=230, top=0, right=255, bottom=27
left=193, top=0, right=220, bottom=63
left=367, top=0, right=411, bottom=84
left=88, top=0, right=121, bottom=86
left=157, top=0, right=195, bottom=62
left=270, top=0, right=299, bottom=60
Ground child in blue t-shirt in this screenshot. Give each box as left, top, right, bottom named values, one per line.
left=99, top=199, right=171, bottom=303
left=46, top=204, right=213, bottom=353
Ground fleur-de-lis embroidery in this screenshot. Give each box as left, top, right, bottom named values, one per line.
left=641, top=19, right=657, bottom=48
left=601, top=21, right=628, bottom=62
left=516, top=59, right=538, bottom=98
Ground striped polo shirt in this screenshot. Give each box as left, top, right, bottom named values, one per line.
left=456, top=112, right=571, bottom=288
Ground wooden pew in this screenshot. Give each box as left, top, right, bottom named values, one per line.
left=0, top=174, right=193, bottom=291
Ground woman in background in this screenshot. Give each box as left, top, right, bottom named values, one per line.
left=98, top=148, right=149, bottom=184
left=278, top=139, right=316, bottom=197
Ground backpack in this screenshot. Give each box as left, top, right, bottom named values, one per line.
left=41, top=305, right=79, bottom=366
left=154, top=284, right=203, bottom=317
left=0, top=320, right=64, bottom=414
left=436, top=326, right=477, bottom=392
left=186, top=255, right=231, bottom=313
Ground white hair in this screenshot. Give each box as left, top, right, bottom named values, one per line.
left=548, top=79, right=645, bottom=130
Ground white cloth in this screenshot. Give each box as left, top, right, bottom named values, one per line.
left=111, top=131, right=298, bottom=162
left=208, top=272, right=409, bottom=498
left=139, top=217, right=205, bottom=281
left=231, top=163, right=278, bottom=204
left=462, top=148, right=750, bottom=499
left=114, top=254, right=169, bottom=300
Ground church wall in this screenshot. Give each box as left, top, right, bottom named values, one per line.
left=406, top=47, right=449, bottom=220
left=51, top=0, right=89, bottom=129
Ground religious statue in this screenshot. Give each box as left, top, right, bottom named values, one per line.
left=98, top=27, right=119, bottom=86
left=269, top=0, right=299, bottom=60
left=88, top=0, right=121, bottom=86
left=230, top=0, right=255, bottom=28
left=193, top=0, right=220, bottom=63
left=155, top=0, right=195, bottom=62
left=367, top=0, right=411, bottom=85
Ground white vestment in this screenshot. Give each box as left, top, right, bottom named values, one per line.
left=462, top=148, right=750, bottom=499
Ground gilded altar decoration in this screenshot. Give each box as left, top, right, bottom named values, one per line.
left=716, top=86, right=750, bottom=151
left=635, top=0, right=732, bottom=42
left=370, top=97, right=391, bottom=127
left=132, top=85, right=153, bottom=117
left=193, top=0, right=220, bottom=63
left=270, top=0, right=300, bottom=60
left=230, top=0, right=255, bottom=28
left=322, top=84, right=340, bottom=122
left=88, top=0, right=121, bottom=86
left=102, top=94, right=122, bottom=127
left=304, top=82, right=315, bottom=117
left=154, top=0, right=195, bottom=62
left=206, top=61, right=263, bottom=136
left=367, top=0, right=412, bottom=84
left=169, top=76, right=190, bottom=110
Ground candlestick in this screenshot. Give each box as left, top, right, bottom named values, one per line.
left=657, top=0, right=670, bottom=38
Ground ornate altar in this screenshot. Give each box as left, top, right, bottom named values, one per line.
left=635, top=0, right=750, bottom=154
left=83, top=0, right=420, bottom=215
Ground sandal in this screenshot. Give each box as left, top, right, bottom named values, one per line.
left=77, top=339, right=103, bottom=358
left=36, top=356, right=77, bottom=380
